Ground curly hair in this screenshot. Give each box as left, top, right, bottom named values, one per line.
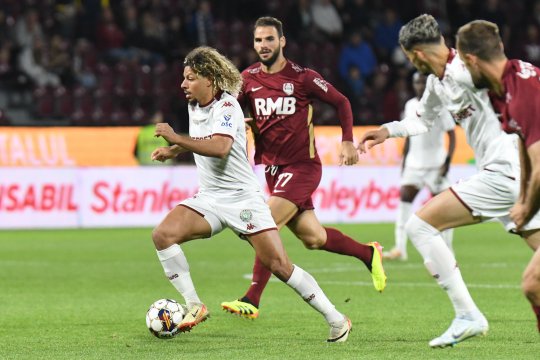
left=183, top=46, right=242, bottom=95
left=399, top=14, right=442, bottom=51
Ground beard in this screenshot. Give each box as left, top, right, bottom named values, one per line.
left=259, top=48, right=281, bottom=67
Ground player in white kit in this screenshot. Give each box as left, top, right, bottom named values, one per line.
left=359, top=14, right=540, bottom=347
left=150, top=46, right=351, bottom=342
left=384, top=72, right=456, bottom=261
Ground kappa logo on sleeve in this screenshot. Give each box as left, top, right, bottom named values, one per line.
left=313, top=78, right=328, bottom=93
left=222, top=101, right=234, bottom=107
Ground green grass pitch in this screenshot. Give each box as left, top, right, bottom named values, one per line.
left=1, top=223, right=539, bottom=359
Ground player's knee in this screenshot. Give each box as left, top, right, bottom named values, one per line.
left=522, top=271, right=540, bottom=302
left=405, top=214, right=437, bottom=247
left=263, top=256, right=290, bottom=281
left=300, top=235, right=324, bottom=250
left=152, top=226, right=180, bottom=250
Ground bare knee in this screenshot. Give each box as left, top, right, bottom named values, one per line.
left=298, top=233, right=325, bottom=250
left=262, top=256, right=292, bottom=281
left=522, top=272, right=540, bottom=304
left=152, top=226, right=182, bottom=250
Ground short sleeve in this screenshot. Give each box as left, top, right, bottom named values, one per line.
left=211, top=99, right=241, bottom=139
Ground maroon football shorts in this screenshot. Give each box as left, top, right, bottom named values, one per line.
left=264, top=159, right=322, bottom=211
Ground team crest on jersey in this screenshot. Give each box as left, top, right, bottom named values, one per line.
left=283, top=83, right=294, bottom=95
left=240, top=209, right=253, bottom=222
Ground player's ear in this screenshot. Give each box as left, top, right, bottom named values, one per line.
left=280, top=35, right=286, bottom=49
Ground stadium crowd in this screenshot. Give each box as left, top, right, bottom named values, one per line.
left=0, top=0, right=539, bottom=129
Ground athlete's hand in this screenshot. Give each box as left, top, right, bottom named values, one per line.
left=510, top=202, right=530, bottom=231
left=357, top=127, right=390, bottom=153
left=340, top=141, right=358, bottom=166
left=154, top=122, right=178, bottom=143
left=151, top=146, right=177, bottom=162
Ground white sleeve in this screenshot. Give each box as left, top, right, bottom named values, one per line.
left=211, top=100, right=240, bottom=139
left=383, top=76, right=444, bottom=138
left=439, top=110, right=456, bottom=131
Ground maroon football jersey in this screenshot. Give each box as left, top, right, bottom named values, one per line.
left=489, top=59, right=540, bottom=148
left=238, top=60, right=353, bottom=165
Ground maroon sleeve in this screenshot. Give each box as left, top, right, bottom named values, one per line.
left=304, top=69, right=354, bottom=142
left=514, top=77, right=540, bottom=148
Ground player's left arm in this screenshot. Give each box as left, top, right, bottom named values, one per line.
left=510, top=74, right=540, bottom=228
left=511, top=140, right=540, bottom=229
left=154, top=122, right=233, bottom=159
left=304, top=70, right=357, bottom=165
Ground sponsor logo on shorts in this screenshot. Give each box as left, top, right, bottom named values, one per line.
left=246, top=223, right=256, bottom=231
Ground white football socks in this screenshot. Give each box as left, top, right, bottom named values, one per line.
left=157, top=244, right=201, bottom=308
left=286, top=265, right=344, bottom=324
left=441, top=228, right=454, bottom=253
left=395, top=201, right=413, bottom=256
left=406, top=214, right=479, bottom=317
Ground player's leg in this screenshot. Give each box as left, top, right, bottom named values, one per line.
left=152, top=203, right=215, bottom=331
left=406, top=189, right=487, bottom=347
left=247, top=229, right=351, bottom=342
left=428, top=173, right=455, bottom=253
left=287, top=209, right=386, bottom=292
left=520, top=229, right=540, bottom=332
left=221, top=196, right=299, bottom=317
left=385, top=184, right=419, bottom=260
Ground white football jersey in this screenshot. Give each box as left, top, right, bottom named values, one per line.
left=188, top=92, right=262, bottom=194
left=384, top=50, right=519, bottom=178
left=402, top=97, right=455, bottom=169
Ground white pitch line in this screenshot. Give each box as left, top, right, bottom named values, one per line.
left=242, top=270, right=521, bottom=289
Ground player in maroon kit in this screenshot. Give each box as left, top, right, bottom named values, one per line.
left=457, top=20, right=540, bottom=332
left=221, top=17, right=387, bottom=319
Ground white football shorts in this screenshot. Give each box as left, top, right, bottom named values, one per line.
left=401, top=166, right=450, bottom=195
left=450, top=169, right=540, bottom=232
left=179, top=190, right=277, bottom=238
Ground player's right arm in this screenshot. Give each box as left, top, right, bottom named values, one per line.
left=151, top=144, right=187, bottom=162
left=359, top=76, right=443, bottom=153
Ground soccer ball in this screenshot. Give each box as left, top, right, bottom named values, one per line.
left=146, top=298, right=186, bottom=339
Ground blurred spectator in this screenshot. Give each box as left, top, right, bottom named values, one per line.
left=341, top=64, right=365, bottom=121
left=339, top=31, right=377, bottom=80
left=515, top=23, right=540, bottom=66
left=341, top=0, right=372, bottom=34
left=311, top=0, right=343, bottom=41
left=286, top=0, right=314, bottom=42
left=134, top=111, right=173, bottom=165
left=13, top=7, right=43, bottom=49
left=48, top=34, right=75, bottom=86
left=188, top=0, right=215, bottom=46
left=18, top=38, right=60, bottom=87
left=165, top=14, right=190, bottom=61
left=72, top=39, right=97, bottom=88
left=373, top=8, right=403, bottom=63
left=128, top=11, right=166, bottom=65
left=96, top=7, right=125, bottom=54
